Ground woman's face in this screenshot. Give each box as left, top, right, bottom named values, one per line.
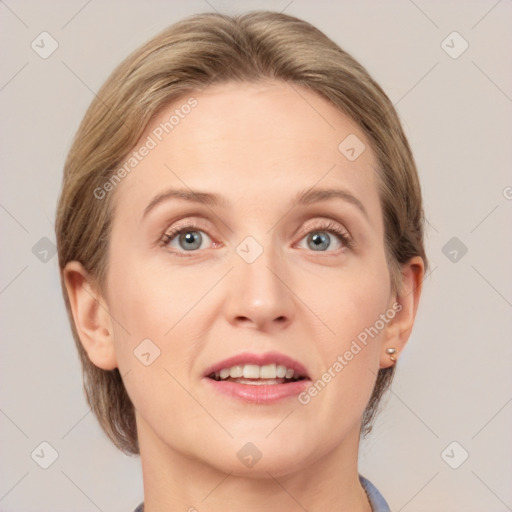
left=104, top=80, right=399, bottom=475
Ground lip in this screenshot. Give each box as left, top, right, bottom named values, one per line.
left=203, top=351, right=309, bottom=379
left=204, top=378, right=310, bottom=404
left=203, top=351, right=310, bottom=405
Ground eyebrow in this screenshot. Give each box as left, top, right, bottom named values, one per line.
left=142, top=186, right=368, bottom=219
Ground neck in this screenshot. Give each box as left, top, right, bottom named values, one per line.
left=137, top=415, right=372, bottom=512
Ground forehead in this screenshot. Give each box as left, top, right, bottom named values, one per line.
left=113, top=80, right=381, bottom=221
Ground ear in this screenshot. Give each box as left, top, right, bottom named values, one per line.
left=380, top=256, right=425, bottom=368
left=63, top=261, right=117, bottom=370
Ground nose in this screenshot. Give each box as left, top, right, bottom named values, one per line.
left=223, top=243, right=296, bottom=332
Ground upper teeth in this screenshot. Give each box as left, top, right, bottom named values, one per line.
left=215, top=364, right=296, bottom=380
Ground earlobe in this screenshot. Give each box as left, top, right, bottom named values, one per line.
left=63, top=261, right=118, bottom=370
left=380, top=256, right=425, bottom=368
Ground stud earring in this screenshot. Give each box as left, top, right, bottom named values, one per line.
left=386, top=347, right=397, bottom=362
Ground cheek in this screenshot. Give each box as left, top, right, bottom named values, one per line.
left=104, top=261, right=198, bottom=435
left=302, top=257, right=391, bottom=408
left=105, top=251, right=218, bottom=379
left=104, top=247, right=165, bottom=365
left=309, top=255, right=391, bottom=345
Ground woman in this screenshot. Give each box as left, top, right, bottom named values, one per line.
left=56, top=11, right=427, bottom=511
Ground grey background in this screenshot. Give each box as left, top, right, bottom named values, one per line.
left=1, top=0, right=511, bottom=510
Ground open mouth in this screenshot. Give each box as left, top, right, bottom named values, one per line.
left=208, top=363, right=307, bottom=385
left=203, top=352, right=310, bottom=403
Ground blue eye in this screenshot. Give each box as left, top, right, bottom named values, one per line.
left=302, top=231, right=343, bottom=251
left=160, top=220, right=352, bottom=257
left=161, top=223, right=212, bottom=254
left=297, top=221, right=352, bottom=252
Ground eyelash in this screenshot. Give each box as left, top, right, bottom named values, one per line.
left=159, top=220, right=353, bottom=257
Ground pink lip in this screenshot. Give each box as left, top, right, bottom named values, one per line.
left=203, top=351, right=309, bottom=378
left=202, top=351, right=310, bottom=405
left=204, top=378, right=309, bottom=404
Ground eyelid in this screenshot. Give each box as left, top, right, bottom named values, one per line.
left=298, top=217, right=350, bottom=237
left=295, top=218, right=353, bottom=251
left=160, top=218, right=219, bottom=251
left=163, top=216, right=211, bottom=234
left=159, top=215, right=353, bottom=256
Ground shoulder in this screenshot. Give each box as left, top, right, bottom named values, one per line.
left=359, top=475, right=391, bottom=512
left=133, top=504, right=144, bottom=512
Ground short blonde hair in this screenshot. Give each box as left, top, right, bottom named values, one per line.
left=56, top=10, right=428, bottom=455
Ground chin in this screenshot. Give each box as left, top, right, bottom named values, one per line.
left=196, top=436, right=322, bottom=479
